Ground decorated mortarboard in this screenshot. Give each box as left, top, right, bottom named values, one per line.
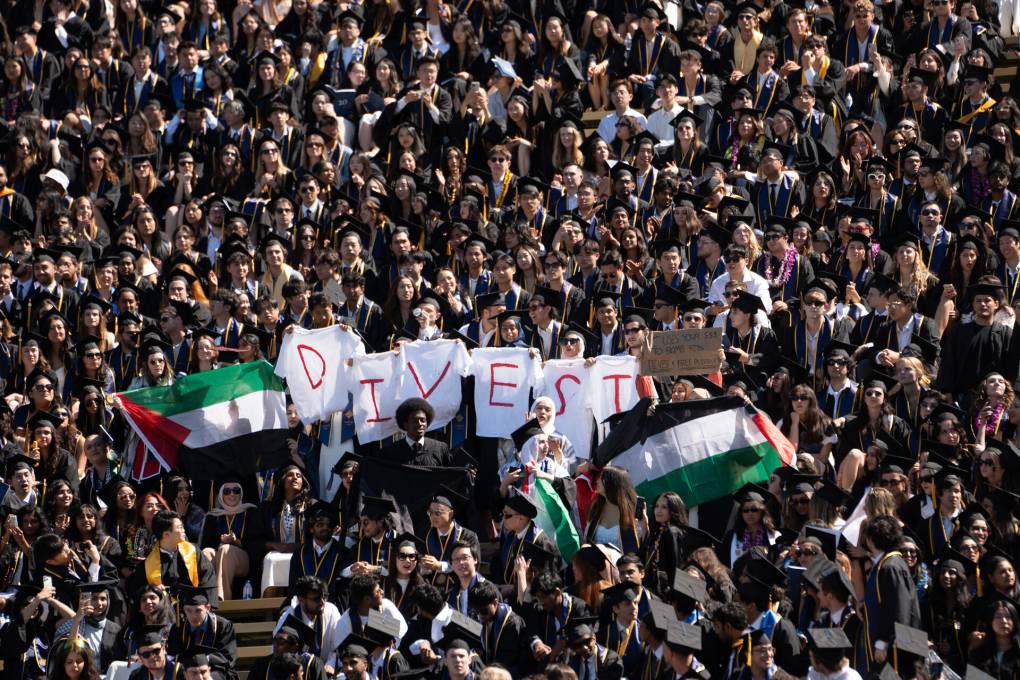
left=807, top=627, right=852, bottom=650
left=671, top=569, right=709, bottom=602
left=365, top=610, right=402, bottom=644
left=892, top=622, right=929, bottom=657
left=504, top=487, right=538, bottom=519
left=359, top=495, right=397, bottom=520
left=442, top=611, right=484, bottom=651
left=805, top=525, right=839, bottom=560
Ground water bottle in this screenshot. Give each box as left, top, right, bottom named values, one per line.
left=242, top=580, right=253, bottom=600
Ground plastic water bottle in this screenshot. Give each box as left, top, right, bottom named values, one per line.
left=242, top=580, right=253, bottom=600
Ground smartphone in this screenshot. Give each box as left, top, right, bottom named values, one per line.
left=42, top=576, right=52, bottom=588
left=636, top=497, right=647, bottom=518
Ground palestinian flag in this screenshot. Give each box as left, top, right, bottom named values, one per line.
left=117, top=361, right=291, bottom=481
left=532, top=478, right=581, bottom=561
left=594, top=396, right=795, bottom=507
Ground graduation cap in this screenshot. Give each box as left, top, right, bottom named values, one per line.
left=392, top=531, right=426, bottom=556
left=775, top=355, right=811, bottom=385
left=903, top=333, right=938, bottom=365
left=601, top=581, right=639, bottom=607
left=554, top=58, right=584, bottom=87
left=803, top=556, right=835, bottom=589
left=27, top=410, right=61, bottom=431
left=672, top=191, right=705, bottom=210
left=863, top=371, right=897, bottom=393
left=520, top=538, right=557, bottom=569
left=653, top=285, right=687, bottom=309
left=805, top=525, right=839, bottom=561
left=622, top=306, right=655, bottom=327
left=717, top=195, right=751, bottom=215
left=592, top=289, right=622, bottom=309
left=337, top=8, right=365, bottom=26
left=360, top=495, right=397, bottom=520
left=138, top=624, right=167, bottom=647
left=905, top=68, right=936, bottom=87
left=761, top=139, right=793, bottom=162
left=564, top=322, right=600, bottom=348
left=730, top=290, right=766, bottom=315
left=688, top=374, right=725, bottom=397
left=260, top=231, right=291, bottom=253
left=178, top=585, right=213, bottom=606
left=681, top=525, right=720, bottom=552
left=807, top=627, right=852, bottom=651
left=338, top=635, right=374, bottom=659
left=473, top=291, right=505, bottom=312
left=365, top=610, right=402, bottom=645
left=562, top=615, right=600, bottom=643
left=813, top=479, right=850, bottom=510
left=442, top=611, right=484, bottom=651
left=490, top=56, right=517, bottom=79
left=610, top=161, right=639, bottom=181
left=892, top=622, right=929, bottom=658
left=664, top=622, right=702, bottom=652
left=937, top=548, right=977, bottom=577
left=504, top=487, right=538, bottom=519
left=743, top=554, right=787, bottom=587
left=642, top=600, right=677, bottom=635
left=510, top=418, right=544, bottom=451
left=671, top=569, right=709, bottom=603
left=917, top=156, right=948, bottom=173
left=668, top=108, right=704, bottom=128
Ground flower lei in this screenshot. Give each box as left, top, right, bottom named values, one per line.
left=970, top=170, right=991, bottom=203
left=765, top=246, right=797, bottom=287
left=977, top=401, right=1006, bottom=436
left=741, top=527, right=765, bottom=554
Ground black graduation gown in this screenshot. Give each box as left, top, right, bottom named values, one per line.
left=127, top=658, right=185, bottom=680
left=640, top=525, right=685, bottom=592
left=568, top=644, right=624, bottom=680
left=479, top=604, right=528, bottom=674
left=248, top=651, right=325, bottom=680
left=935, top=321, right=1013, bottom=398
left=167, top=613, right=237, bottom=680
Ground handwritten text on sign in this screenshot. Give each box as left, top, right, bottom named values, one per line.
left=640, top=328, right=723, bottom=376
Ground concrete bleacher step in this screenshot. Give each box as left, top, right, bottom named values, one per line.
left=217, top=596, right=285, bottom=621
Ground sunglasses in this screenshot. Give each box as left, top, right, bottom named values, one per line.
left=85, top=352, right=102, bottom=358
left=764, top=234, right=784, bottom=241
left=624, top=327, right=643, bottom=335
left=791, top=395, right=810, bottom=401
left=34, top=384, right=54, bottom=391
left=741, top=507, right=762, bottom=514
left=560, top=338, right=580, bottom=345
left=826, top=359, right=848, bottom=367
left=920, top=209, right=940, bottom=217
left=723, top=255, right=743, bottom=263
left=804, top=300, right=826, bottom=307
left=864, top=389, right=884, bottom=397
left=222, top=487, right=242, bottom=495
left=139, top=648, right=163, bottom=659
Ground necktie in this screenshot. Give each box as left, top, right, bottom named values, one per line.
left=413, top=442, right=423, bottom=454
left=769, top=183, right=777, bottom=205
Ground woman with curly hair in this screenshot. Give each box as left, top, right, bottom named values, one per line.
left=779, top=384, right=835, bottom=469
left=724, top=108, right=766, bottom=174
left=67, top=502, right=122, bottom=565
left=259, top=464, right=310, bottom=596
left=972, top=372, right=1015, bottom=444
left=122, top=491, right=171, bottom=564
left=42, top=478, right=74, bottom=535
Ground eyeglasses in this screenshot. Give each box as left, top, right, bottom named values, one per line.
left=299, top=186, right=315, bottom=193
left=960, top=543, right=980, bottom=553
left=896, top=123, right=916, bottom=131
left=878, top=478, right=901, bottom=487
left=397, top=552, right=418, bottom=561
left=723, top=291, right=740, bottom=298
left=139, top=647, right=163, bottom=659
left=683, top=314, right=702, bottom=322
left=792, top=497, right=810, bottom=506
left=797, top=547, right=818, bottom=556
left=931, top=0, right=949, bottom=5
left=85, top=352, right=102, bottom=358
left=502, top=511, right=518, bottom=519
left=222, top=487, right=241, bottom=495
left=864, top=389, right=884, bottom=397
left=159, top=316, right=176, bottom=323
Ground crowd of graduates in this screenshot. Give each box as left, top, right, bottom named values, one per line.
left=0, top=0, right=1020, bottom=679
